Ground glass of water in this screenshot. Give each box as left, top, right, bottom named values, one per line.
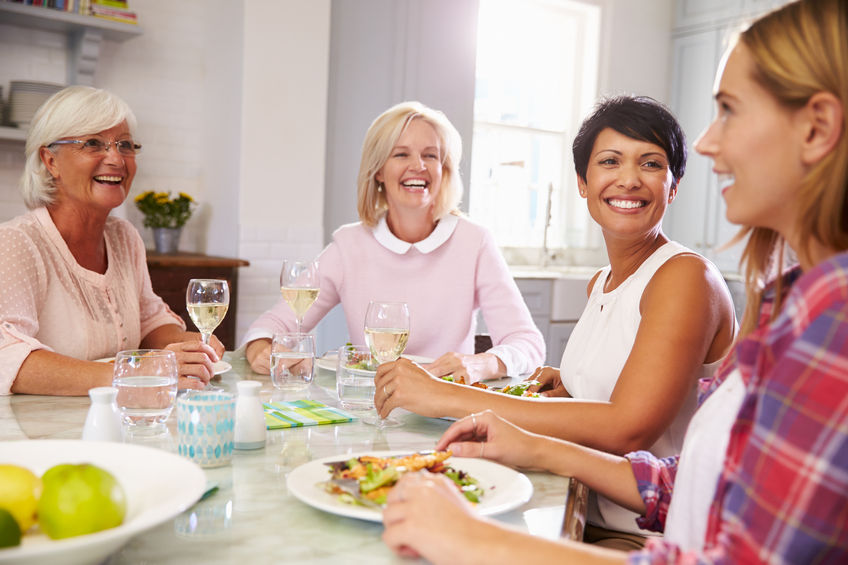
left=336, top=345, right=377, bottom=412
left=270, top=333, right=315, bottom=392
left=113, top=349, right=178, bottom=437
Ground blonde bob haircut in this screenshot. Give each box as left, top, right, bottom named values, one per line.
left=20, top=85, right=138, bottom=209
left=733, top=0, right=848, bottom=335
left=356, top=101, right=463, bottom=226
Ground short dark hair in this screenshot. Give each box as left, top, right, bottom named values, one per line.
left=572, top=95, right=687, bottom=185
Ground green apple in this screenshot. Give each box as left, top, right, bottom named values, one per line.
left=37, top=463, right=127, bottom=540
left=0, top=464, right=41, bottom=532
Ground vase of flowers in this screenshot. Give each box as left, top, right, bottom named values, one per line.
left=134, top=191, right=195, bottom=254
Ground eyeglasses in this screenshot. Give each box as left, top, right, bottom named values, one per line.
left=48, top=138, right=142, bottom=157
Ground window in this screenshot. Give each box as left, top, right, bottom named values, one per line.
left=470, top=0, right=602, bottom=262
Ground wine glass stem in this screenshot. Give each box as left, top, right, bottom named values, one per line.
left=296, top=317, right=303, bottom=333
left=201, top=332, right=211, bottom=345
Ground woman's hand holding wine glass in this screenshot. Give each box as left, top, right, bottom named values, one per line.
left=280, top=260, right=320, bottom=333
left=185, top=278, right=229, bottom=390
left=364, top=301, right=409, bottom=428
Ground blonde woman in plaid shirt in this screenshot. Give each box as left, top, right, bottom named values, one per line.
left=381, top=0, right=848, bottom=562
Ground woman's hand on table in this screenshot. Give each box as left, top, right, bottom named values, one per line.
left=435, top=410, right=551, bottom=472
left=374, top=358, right=450, bottom=418
left=525, top=366, right=571, bottom=397
left=245, top=338, right=272, bottom=374
left=382, top=471, right=482, bottom=562
left=423, top=352, right=505, bottom=384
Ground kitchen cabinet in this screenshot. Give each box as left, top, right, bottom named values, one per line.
left=666, top=0, right=790, bottom=274
left=146, top=252, right=249, bottom=350
left=515, top=274, right=592, bottom=366
left=0, top=2, right=142, bottom=143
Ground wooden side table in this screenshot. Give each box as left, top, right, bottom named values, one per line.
left=146, top=252, right=250, bottom=350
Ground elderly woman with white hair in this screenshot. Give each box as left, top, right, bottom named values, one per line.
left=244, top=101, right=544, bottom=383
left=0, top=85, right=223, bottom=396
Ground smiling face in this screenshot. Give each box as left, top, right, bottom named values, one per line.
left=375, top=117, right=443, bottom=220
left=40, top=121, right=137, bottom=216
left=578, top=127, right=676, bottom=241
left=694, top=44, right=805, bottom=235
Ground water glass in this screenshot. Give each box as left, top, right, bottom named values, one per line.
left=336, top=345, right=376, bottom=412
left=177, top=391, right=236, bottom=468
left=270, top=333, right=315, bottom=392
left=113, top=349, right=178, bottom=437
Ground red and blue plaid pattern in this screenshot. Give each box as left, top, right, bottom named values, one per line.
left=626, top=252, right=848, bottom=564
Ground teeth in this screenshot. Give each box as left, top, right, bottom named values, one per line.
left=94, top=176, right=122, bottom=182
left=608, top=199, right=644, bottom=209
left=402, top=180, right=426, bottom=187
left=717, top=174, right=735, bottom=191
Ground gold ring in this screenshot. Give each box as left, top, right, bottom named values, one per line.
left=384, top=385, right=389, bottom=397
left=471, top=412, right=477, bottom=431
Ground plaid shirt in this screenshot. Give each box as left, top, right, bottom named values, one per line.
left=625, top=251, right=848, bottom=564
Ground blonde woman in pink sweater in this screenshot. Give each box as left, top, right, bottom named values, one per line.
left=244, top=102, right=545, bottom=383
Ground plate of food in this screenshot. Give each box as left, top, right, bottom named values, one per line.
left=95, top=358, right=231, bottom=375
left=286, top=450, right=532, bottom=522
left=440, top=376, right=543, bottom=398
left=0, top=440, right=206, bottom=565
left=316, top=352, right=432, bottom=373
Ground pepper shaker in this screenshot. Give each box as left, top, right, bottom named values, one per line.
left=82, top=386, right=123, bottom=442
left=234, top=380, right=266, bottom=450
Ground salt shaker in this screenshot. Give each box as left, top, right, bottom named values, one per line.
left=234, top=380, right=266, bottom=450
left=82, top=386, right=123, bottom=442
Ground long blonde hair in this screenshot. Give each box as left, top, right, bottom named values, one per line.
left=733, top=0, right=848, bottom=335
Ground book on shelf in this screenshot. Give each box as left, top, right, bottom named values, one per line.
left=90, top=2, right=137, bottom=23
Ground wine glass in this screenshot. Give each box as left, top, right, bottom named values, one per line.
left=364, top=301, right=409, bottom=428
left=186, top=279, right=230, bottom=345
left=280, top=260, right=320, bottom=333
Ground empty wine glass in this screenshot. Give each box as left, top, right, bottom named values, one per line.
left=364, top=301, right=409, bottom=428
left=280, top=260, right=320, bottom=333
left=186, top=279, right=230, bottom=345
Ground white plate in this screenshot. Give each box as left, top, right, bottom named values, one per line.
left=286, top=450, right=532, bottom=522
left=316, top=353, right=432, bottom=372
left=212, top=360, right=231, bottom=375
left=95, top=358, right=231, bottom=375
left=0, top=440, right=206, bottom=565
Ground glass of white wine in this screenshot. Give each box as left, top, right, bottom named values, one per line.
left=186, top=279, right=230, bottom=345
left=364, top=301, right=409, bottom=428
left=280, top=260, right=320, bottom=333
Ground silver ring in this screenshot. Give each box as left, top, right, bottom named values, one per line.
left=480, top=441, right=485, bottom=458
left=470, top=412, right=477, bottom=431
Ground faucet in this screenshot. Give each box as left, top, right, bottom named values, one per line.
left=542, top=181, right=554, bottom=267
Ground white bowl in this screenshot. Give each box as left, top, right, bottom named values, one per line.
left=0, top=440, right=206, bottom=565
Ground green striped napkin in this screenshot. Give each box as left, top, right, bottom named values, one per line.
left=263, top=399, right=357, bottom=429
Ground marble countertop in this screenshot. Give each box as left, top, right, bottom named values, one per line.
left=0, top=351, right=585, bottom=564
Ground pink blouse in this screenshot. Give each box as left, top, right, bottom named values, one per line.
left=0, top=207, right=184, bottom=394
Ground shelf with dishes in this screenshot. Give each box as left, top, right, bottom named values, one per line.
left=0, top=125, right=26, bottom=142
left=0, top=2, right=143, bottom=91
left=0, top=2, right=142, bottom=41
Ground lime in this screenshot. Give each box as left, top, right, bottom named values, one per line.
left=0, top=464, right=41, bottom=532
left=37, top=463, right=126, bottom=540
left=0, top=508, right=21, bottom=548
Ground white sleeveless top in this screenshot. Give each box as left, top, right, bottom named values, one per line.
left=664, top=368, right=746, bottom=550
left=560, top=241, right=723, bottom=535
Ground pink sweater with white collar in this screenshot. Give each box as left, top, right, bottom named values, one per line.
left=243, top=214, right=545, bottom=376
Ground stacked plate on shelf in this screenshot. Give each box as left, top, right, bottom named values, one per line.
left=7, top=81, right=65, bottom=129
